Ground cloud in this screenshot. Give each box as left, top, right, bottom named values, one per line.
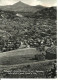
left=21, top=0, right=42, bottom=6
left=37, top=0, right=57, bottom=7
left=0, top=0, right=19, bottom=6
left=29, top=0, right=42, bottom=6
left=53, top=3, right=57, bottom=6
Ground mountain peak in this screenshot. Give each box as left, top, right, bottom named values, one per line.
left=9, top=1, right=32, bottom=12
left=13, top=1, right=30, bottom=7
left=14, top=1, right=24, bottom=4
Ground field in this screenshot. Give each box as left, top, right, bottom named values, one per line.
left=0, top=59, right=56, bottom=78
left=0, top=48, right=56, bottom=78
left=0, top=48, right=39, bottom=65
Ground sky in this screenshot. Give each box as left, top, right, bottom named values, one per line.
left=0, top=0, right=57, bottom=7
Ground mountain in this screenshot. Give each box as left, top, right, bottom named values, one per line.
left=0, top=1, right=45, bottom=12
left=33, top=5, right=46, bottom=10
left=8, top=1, right=33, bottom=12
left=0, top=1, right=34, bottom=12
left=34, top=7, right=57, bottom=19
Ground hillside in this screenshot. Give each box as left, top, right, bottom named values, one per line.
left=33, top=5, right=46, bottom=10
left=34, top=7, right=57, bottom=19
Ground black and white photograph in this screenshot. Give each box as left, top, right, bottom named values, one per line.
left=0, top=0, right=57, bottom=78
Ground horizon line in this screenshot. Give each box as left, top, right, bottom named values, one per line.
left=0, top=1, right=57, bottom=7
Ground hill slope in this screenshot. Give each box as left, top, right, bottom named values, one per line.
left=34, top=7, right=57, bottom=19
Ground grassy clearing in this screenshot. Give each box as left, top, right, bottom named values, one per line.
left=0, top=48, right=38, bottom=65
left=0, top=48, right=38, bottom=57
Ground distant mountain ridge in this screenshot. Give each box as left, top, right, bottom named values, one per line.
left=0, top=1, right=46, bottom=12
